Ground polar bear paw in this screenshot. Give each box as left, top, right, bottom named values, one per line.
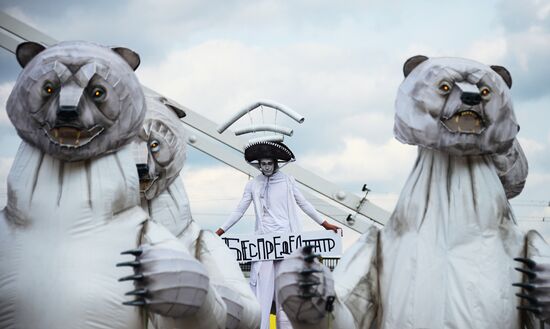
left=117, top=242, right=210, bottom=318
left=276, top=246, right=335, bottom=324
left=513, top=257, right=550, bottom=323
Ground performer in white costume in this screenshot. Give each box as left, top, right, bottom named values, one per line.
left=216, top=141, right=341, bottom=329
left=0, top=41, right=228, bottom=329
left=275, top=56, right=550, bottom=329
left=132, top=90, right=261, bottom=329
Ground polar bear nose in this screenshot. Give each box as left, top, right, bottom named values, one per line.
left=136, top=163, right=150, bottom=179
left=57, top=105, right=79, bottom=121
left=461, top=92, right=482, bottom=106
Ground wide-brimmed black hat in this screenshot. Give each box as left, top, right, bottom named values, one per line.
left=244, top=141, right=295, bottom=163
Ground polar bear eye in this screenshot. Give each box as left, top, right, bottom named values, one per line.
left=91, top=86, right=107, bottom=101
left=438, top=81, right=452, bottom=94
left=150, top=140, right=160, bottom=153
left=42, top=82, right=56, bottom=97
left=480, top=86, right=491, bottom=98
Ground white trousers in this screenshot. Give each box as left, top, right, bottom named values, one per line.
left=253, top=260, right=292, bottom=329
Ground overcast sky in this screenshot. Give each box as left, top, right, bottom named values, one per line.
left=1, top=0, right=549, bottom=247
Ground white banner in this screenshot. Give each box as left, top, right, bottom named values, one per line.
left=221, top=230, right=342, bottom=262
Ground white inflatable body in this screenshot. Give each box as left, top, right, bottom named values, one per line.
left=0, top=144, right=148, bottom=328
left=276, top=56, right=550, bottom=329
left=0, top=144, right=227, bottom=329
left=137, top=92, right=261, bottom=329
left=0, top=41, right=231, bottom=329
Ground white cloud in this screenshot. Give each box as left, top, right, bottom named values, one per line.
left=539, top=3, right=550, bottom=20
left=523, top=172, right=550, bottom=193
left=181, top=165, right=253, bottom=232
left=137, top=39, right=399, bottom=125
left=463, top=37, right=508, bottom=65
left=497, top=0, right=550, bottom=32
left=137, top=40, right=266, bottom=121
left=0, top=82, right=15, bottom=125
left=493, top=0, right=550, bottom=100
left=183, top=164, right=251, bottom=204
left=300, top=137, right=416, bottom=186
left=518, top=136, right=546, bottom=157
left=334, top=111, right=395, bottom=145
left=403, top=37, right=510, bottom=68
left=507, top=30, right=550, bottom=71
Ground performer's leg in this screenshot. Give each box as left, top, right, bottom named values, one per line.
left=256, top=261, right=276, bottom=329
left=274, top=261, right=293, bottom=329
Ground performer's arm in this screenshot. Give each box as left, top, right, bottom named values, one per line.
left=216, top=181, right=253, bottom=236
left=292, top=178, right=341, bottom=233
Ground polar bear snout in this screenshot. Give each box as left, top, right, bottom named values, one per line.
left=461, top=92, right=482, bottom=106
left=136, top=163, right=150, bottom=179
left=57, top=105, right=80, bottom=122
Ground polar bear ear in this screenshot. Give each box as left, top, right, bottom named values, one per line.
left=403, top=55, right=429, bottom=77
left=112, top=47, right=141, bottom=71
left=16, top=41, right=46, bottom=68
left=490, top=65, right=512, bottom=88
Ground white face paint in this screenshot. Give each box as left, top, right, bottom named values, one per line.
left=259, top=158, right=276, bottom=177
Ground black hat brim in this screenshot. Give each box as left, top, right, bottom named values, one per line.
left=244, top=141, right=295, bottom=163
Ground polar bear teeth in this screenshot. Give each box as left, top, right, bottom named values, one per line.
left=139, top=176, right=158, bottom=193
left=442, top=110, right=485, bottom=134
left=44, top=125, right=105, bottom=148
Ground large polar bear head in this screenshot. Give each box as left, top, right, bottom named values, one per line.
left=136, top=90, right=188, bottom=200
left=6, top=41, right=146, bottom=161
left=394, top=55, right=518, bottom=155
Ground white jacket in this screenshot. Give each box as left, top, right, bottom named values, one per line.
left=221, top=171, right=324, bottom=235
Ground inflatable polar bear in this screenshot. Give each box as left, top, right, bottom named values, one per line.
left=0, top=41, right=226, bottom=329
left=129, top=89, right=261, bottom=329
left=276, top=56, right=550, bottom=329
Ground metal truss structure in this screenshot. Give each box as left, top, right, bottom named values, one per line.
left=0, top=11, right=390, bottom=233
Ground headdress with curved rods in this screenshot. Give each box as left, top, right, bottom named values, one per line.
left=217, top=100, right=305, bottom=169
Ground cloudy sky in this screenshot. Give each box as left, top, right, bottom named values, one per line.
left=1, top=0, right=549, bottom=247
